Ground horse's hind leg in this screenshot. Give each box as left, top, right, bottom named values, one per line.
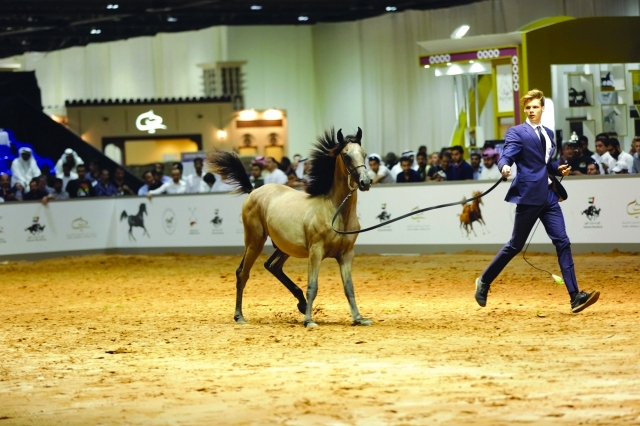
left=128, top=225, right=136, bottom=241
left=234, top=243, right=263, bottom=324
left=264, top=248, right=307, bottom=314
left=337, top=250, right=372, bottom=326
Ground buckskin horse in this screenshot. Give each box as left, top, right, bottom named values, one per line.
left=209, top=128, right=372, bottom=328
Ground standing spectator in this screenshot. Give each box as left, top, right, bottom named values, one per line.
left=137, top=171, right=155, bottom=196
left=631, top=136, right=640, bottom=174
left=94, top=169, right=118, bottom=197
left=286, top=170, right=304, bottom=189
left=11, top=147, right=40, bottom=191
left=415, top=152, right=429, bottom=182
left=86, top=160, right=101, bottom=183
left=199, top=172, right=216, bottom=193
left=59, top=162, right=78, bottom=190
left=22, top=178, right=49, bottom=201
left=417, top=145, right=428, bottom=156
left=566, top=140, right=596, bottom=175
left=427, top=152, right=452, bottom=181
left=449, top=145, right=474, bottom=180
left=249, top=163, right=264, bottom=188
left=429, top=152, right=440, bottom=168
left=586, top=163, right=600, bottom=175
left=479, top=149, right=502, bottom=180
left=593, top=135, right=608, bottom=174
left=0, top=173, right=20, bottom=202
left=396, top=156, right=421, bottom=183
left=603, top=138, right=633, bottom=172
left=579, top=135, right=594, bottom=157
left=264, top=157, right=288, bottom=185
left=385, top=152, right=398, bottom=170
left=390, top=150, right=417, bottom=179
left=151, top=170, right=165, bottom=189
left=292, top=154, right=302, bottom=174
left=46, top=178, right=70, bottom=201
left=40, top=164, right=56, bottom=187
left=154, top=163, right=171, bottom=183
left=55, top=148, right=84, bottom=176
left=367, top=154, right=394, bottom=184
left=470, top=153, right=482, bottom=180
left=66, top=164, right=96, bottom=198
left=279, top=157, right=293, bottom=174
left=113, top=167, right=134, bottom=196
left=185, top=158, right=205, bottom=193
left=147, top=168, right=186, bottom=197
left=611, top=161, right=629, bottom=174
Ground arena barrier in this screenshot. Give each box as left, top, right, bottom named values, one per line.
left=1, top=175, right=638, bottom=260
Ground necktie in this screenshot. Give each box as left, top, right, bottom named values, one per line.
left=536, top=126, right=545, bottom=155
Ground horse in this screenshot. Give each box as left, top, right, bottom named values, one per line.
left=120, top=203, right=149, bottom=241
left=209, top=128, right=372, bottom=328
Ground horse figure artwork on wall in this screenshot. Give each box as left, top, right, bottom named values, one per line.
left=582, top=205, right=601, bottom=221
left=120, top=203, right=149, bottom=241
left=209, top=128, right=372, bottom=328
left=601, top=72, right=613, bottom=87
left=459, top=191, right=486, bottom=238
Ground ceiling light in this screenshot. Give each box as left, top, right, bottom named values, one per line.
left=239, top=109, right=258, bottom=121
left=90, top=29, right=102, bottom=35
left=298, top=16, right=309, bottom=21
left=386, top=6, right=397, bottom=12
left=446, top=64, right=464, bottom=76
left=446, top=62, right=452, bottom=66
left=106, top=4, right=119, bottom=9
left=469, top=60, right=474, bottom=63
left=451, top=24, right=470, bottom=39
left=250, top=5, right=262, bottom=10
left=167, top=17, right=177, bottom=22
left=263, top=109, right=283, bottom=120
left=423, top=65, right=430, bottom=68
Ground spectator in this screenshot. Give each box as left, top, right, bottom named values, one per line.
left=37, top=175, right=53, bottom=195
left=593, top=135, right=608, bottom=174
left=172, top=162, right=184, bottom=175
left=391, top=150, right=417, bottom=179
left=603, top=138, right=633, bottom=173
left=55, top=148, right=84, bottom=176
left=151, top=170, right=165, bottom=190
left=586, top=163, right=600, bottom=175
left=250, top=163, right=264, bottom=188
left=154, top=162, right=171, bottom=183
left=567, top=140, right=596, bottom=175
left=385, top=152, right=398, bottom=170
left=286, top=169, right=304, bottom=189
left=46, top=178, right=70, bottom=201
left=367, top=154, right=394, bottom=184
left=252, top=156, right=268, bottom=178
left=415, top=152, right=429, bottom=182
left=479, top=148, right=502, bottom=180
left=22, top=178, right=49, bottom=202
left=199, top=172, right=216, bottom=193
left=396, top=156, right=421, bottom=183
left=114, top=167, right=134, bottom=196
left=66, top=164, right=96, bottom=198
left=59, top=162, right=78, bottom=190
left=611, top=161, right=629, bottom=174
left=185, top=158, right=205, bottom=193
left=292, top=154, right=302, bottom=173
left=264, top=157, right=288, bottom=185
left=429, top=152, right=440, bottom=168
left=0, top=173, right=20, bottom=202
left=137, top=171, right=155, bottom=196
left=632, top=136, right=640, bottom=174
left=94, top=169, right=118, bottom=197
left=579, top=135, right=593, bottom=157
left=11, top=147, right=40, bottom=191
left=417, top=145, right=428, bottom=156
left=147, top=168, right=186, bottom=198
left=279, top=157, right=293, bottom=174
left=449, top=145, right=474, bottom=180
left=86, top=160, right=101, bottom=183
left=40, top=164, right=56, bottom=187
left=427, top=152, right=452, bottom=181
left=470, top=153, right=482, bottom=180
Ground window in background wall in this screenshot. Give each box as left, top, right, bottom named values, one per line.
left=124, top=139, right=198, bottom=166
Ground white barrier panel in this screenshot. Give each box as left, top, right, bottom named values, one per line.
left=0, top=176, right=638, bottom=258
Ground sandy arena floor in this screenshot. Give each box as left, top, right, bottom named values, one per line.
left=0, top=252, right=639, bottom=425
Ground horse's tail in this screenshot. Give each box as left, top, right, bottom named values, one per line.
left=208, top=149, right=254, bottom=194
left=120, top=211, right=128, bottom=221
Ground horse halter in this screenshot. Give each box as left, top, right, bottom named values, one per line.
left=341, top=152, right=366, bottom=191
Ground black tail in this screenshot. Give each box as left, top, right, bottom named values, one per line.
left=207, top=149, right=254, bottom=194
left=120, top=211, right=128, bottom=221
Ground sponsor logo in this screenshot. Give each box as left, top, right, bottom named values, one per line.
left=25, top=216, right=46, bottom=242
left=162, top=209, right=176, bottom=235
left=71, top=217, right=90, bottom=231
left=407, top=206, right=430, bottom=232
left=135, top=110, right=167, bottom=134
left=67, top=217, right=97, bottom=240
left=189, top=207, right=199, bottom=235
left=581, top=196, right=602, bottom=229
left=211, top=209, right=224, bottom=234
left=375, top=203, right=392, bottom=232
left=121, top=203, right=150, bottom=240
left=623, top=199, right=640, bottom=228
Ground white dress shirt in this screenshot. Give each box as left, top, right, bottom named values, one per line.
left=264, top=168, right=288, bottom=185
left=185, top=173, right=203, bottom=193
left=479, top=164, right=502, bottom=180
left=525, top=119, right=552, bottom=184
left=149, top=179, right=187, bottom=195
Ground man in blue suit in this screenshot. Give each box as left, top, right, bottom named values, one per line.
left=474, top=89, right=599, bottom=313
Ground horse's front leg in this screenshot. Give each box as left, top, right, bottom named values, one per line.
left=337, top=250, right=372, bottom=326
left=304, top=247, right=323, bottom=328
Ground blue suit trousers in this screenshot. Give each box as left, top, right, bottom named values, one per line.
left=481, top=186, right=579, bottom=294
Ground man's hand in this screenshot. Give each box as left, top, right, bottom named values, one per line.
left=501, top=165, right=511, bottom=178
left=146, top=193, right=153, bottom=200
left=558, top=164, right=572, bottom=176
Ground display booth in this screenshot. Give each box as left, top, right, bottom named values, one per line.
left=418, top=16, right=640, bottom=151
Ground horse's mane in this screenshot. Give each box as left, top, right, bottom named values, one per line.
left=305, top=128, right=356, bottom=197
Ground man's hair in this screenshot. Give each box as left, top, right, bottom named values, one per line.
left=450, top=145, right=464, bottom=155
left=416, top=152, right=427, bottom=159
left=194, top=158, right=203, bottom=165
left=54, top=178, right=63, bottom=185
left=605, top=138, right=620, bottom=148
left=399, top=156, right=411, bottom=164
left=441, top=152, right=452, bottom=160
left=268, top=157, right=279, bottom=165
left=470, top=153, right=481, bottom=160
left=633, top=136, right=640, bottom=143
left=251, top=163, right=264, bottom=170
left=172, top=162, right=183, bottom=172
left=76, top=163, right=86, bottom=171
left=562, top=141, right=576, bottom=149
left=142, top=170, right=152, bottom=178
left=30, top=177, right=39, bottom=185
left=203, top=172, right=216, bottom=185
left=579, top=135, right=588, bottom=144
left=595, top=133, right=609, bottom=141
left=521, top=89, right=545, bottom=106
left=152, top=169, right=162, bottom=176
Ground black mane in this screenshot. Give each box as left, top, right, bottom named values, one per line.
left=305, top=128, right=358, bottom=197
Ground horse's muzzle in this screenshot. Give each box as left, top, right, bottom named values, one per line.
left=358, top=172, right=371, bottom=192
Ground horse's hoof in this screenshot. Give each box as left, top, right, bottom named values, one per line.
left=304, top=320, right=318, bottom=328
left=297, top=302, right=307, bottom=315
left=353, top=318, right=373, bottom=326
left=234, top=316, right=247, bottom=325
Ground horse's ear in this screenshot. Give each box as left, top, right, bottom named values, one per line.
left=356, top=127, right=362, bottom=144
left=337, top=129, right=344, bottom=145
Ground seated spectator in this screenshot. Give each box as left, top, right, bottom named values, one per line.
left=429, top=152, right=440, bottom=168
left=0, top=173, right=21, bottom=202
left=66, top=164, right=96, bottom=198
left=37, top=175, right=54, bottom=195
left=264, top=157, right=288, bottom=185
left=151, top=170, right=166, bottom=190
left=415, top=152, right=429, bottom=182
left=154, top=162, right=171, bottom=183
left=579, top=135, right=594, bottom=157
left=479, top=149, right=502, bottom=180
left=286, top=170, right=304, bottom=189
left=417, top=145, right=427, bottom=156
left=137, top=171, right=155, bottom=196
left=40, top=164, right=56, bottom=188
left=391, top=150, right=417, bottom=179
left=11, top=147, right=40, bottom=191
left=46, top=178, right=70, bottom=201
left=367, top=154, right=394, bottom=184
left=59, top=162, right=78, bottom=190
left=279, top=157, right=293, bottom=175
left=250, top=163, right=264, bottom=188
left=632, top=136, right=640, bottom=174
left=604, top=138, right=633, bottom=172
left=114, top=167, right=134, bottom=196
left=592, top=135, right=608, bottom=174
left=292, top=154, right=302, bottom=173
left=611, top=161, right=629, bottom=174
left=23, top=178, right=49, bottom=202
left=586, top=163, right=600, bottom=175
left=199, top=172, right=216, bottom=193
left=396, top=156, right=421, bottom=183
left=252, top=156, right=268, bottom=178
left=470, top=153, right=482, bottom=180
left=147, top=168, right=186, bottom=198
left=449, top=145, right=474, bottom=180
left=427, top=152, right=451, bottom=181
left=185, top=158, right=205, bottom=193
left=385, top=152, right=398, bottom=170
left=55, top=148, right=84, bottom=176
left=86, top=160, right=101, bottom=183
left=94, top=169, right=118, bottom=197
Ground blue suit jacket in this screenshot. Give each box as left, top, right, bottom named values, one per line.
left=498, top=123, right=561, bottom=206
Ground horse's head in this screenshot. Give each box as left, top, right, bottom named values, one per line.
left=140, top=203, right=147, bottom=215
left=337, top=127, right=371, bottom=192
left=473, top=191, right=483, bottom=204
